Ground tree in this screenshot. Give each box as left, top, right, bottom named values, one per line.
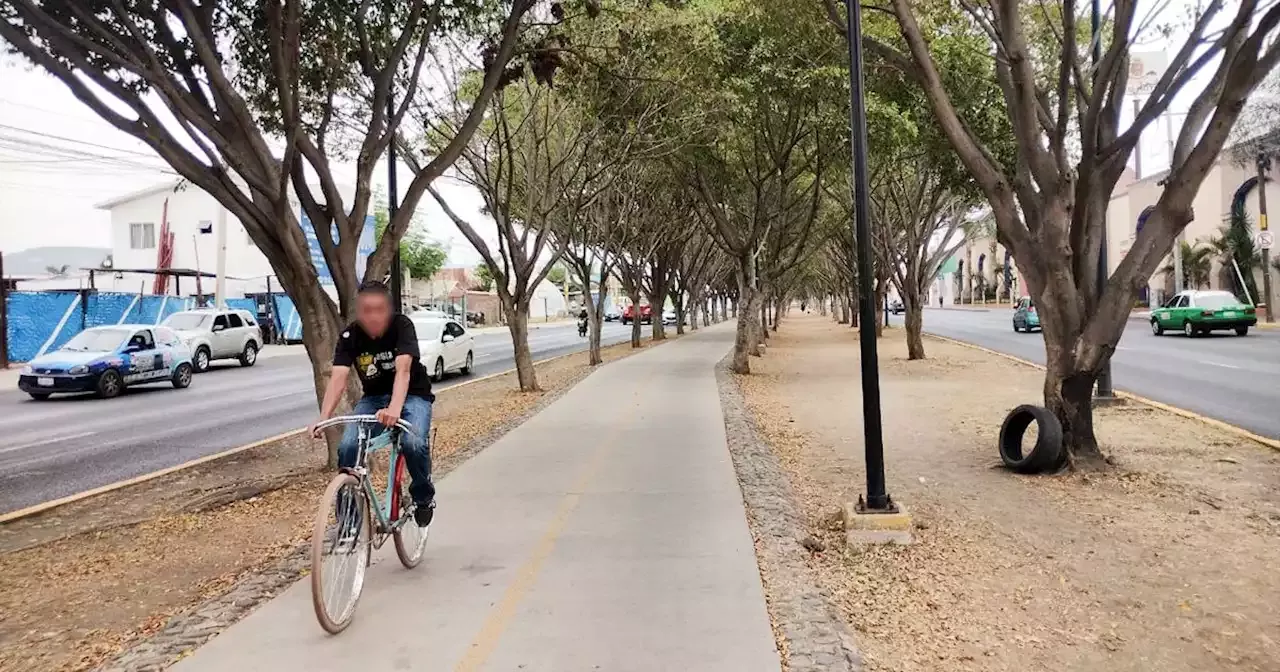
left=1161, top=240, right=1214, bottom=290
left=841, top=0, right=1280, bottom=465
left=871, top=155, right=966, bottom=358
left=1, top=0, right=538, bottom=464
left=472, top=263, right=495, bottom=292
left=44, top=264, right=70, bottom=277
left=373, top=198, right=447, bottom=280
left=1209, top=210, right=1261, bottom=303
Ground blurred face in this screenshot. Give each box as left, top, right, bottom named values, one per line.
left=356, top=291, right=393, bottom=337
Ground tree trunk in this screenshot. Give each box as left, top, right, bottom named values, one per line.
left=294, top=283, right=345, bottom=468
left=672, top=291, right=687, bottom=335
left=506, top=301, right=539, bottom=392
left=628, top=290, right=643, bottom=348
left=904, top=301, right=925, bottom=359
left=1041, top=325, right=1106, bottom=467
left=874, top=281, right=886, bottom=338
left=588, top=290, right=606, bottom=366
left=648, top=287, right=667, bottom=341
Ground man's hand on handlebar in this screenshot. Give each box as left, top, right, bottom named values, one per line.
left=375, top=407, right=402, bottom=428
left=309, top=416, right=330, bottom=439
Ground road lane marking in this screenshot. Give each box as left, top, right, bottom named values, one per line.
left=251, top=390, right=306, bottom=401
left=1199, top=360, right=1242, bottom=369
left=0, top=430, right=98, bottom=455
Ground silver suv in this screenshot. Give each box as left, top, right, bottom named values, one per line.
left=162, top=308, right=262, bottom=372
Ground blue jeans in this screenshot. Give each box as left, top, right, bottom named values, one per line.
left=337, top=394, right=435, bottom=504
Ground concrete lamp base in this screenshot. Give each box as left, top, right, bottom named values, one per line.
left=842, top=501, right=913, bottom=547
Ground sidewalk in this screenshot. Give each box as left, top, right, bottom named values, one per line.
left=171, top=326, right=780, bottom=671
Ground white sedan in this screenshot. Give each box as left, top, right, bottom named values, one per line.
left=412, top=316, right=474, bottom=381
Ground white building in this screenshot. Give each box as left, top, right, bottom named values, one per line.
left=95, top=179, right=370, bottom=299
left=96, top=180, right=276, bottom=296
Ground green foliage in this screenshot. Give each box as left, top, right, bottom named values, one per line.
left=374, top=200, right=447, bottom=279
left=1161, top=241, right=1215, bottom=290
left=474, top=263, right=495, bottom=291
left=1211, top=210, right=1262, bottom=302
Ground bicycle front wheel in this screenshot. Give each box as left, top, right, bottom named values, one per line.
left=311, top=473, right=371, bottom=634
left=392, top=453, right=428, bottom=568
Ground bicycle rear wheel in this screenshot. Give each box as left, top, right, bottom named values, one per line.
left=391, top=453, right=428, bottom=568
left=311, top=473, right=371, bottom=634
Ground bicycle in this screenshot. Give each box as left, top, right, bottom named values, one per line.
left=309, top=414, right=430, bottom=634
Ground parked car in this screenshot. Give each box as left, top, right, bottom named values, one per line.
left=662, top=309, right=686, bottom=326
left=18, top=325, right=194, bottom=400
left=889, top=300, right=905, bottom=315
left=604, top=306, right=622, bottom=322
left=1151, top=290, right=1256, bottom=337
left=1012, top=296, right=1040, bottom=333
left=162, top=308, right=262, bottom=372
left=621, top=304, right=653, bottom=325
left=412, top=316, right=475, bottom=381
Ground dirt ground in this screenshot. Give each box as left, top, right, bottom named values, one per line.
left=740, top=315, right=1280, bottom=672
left=0, top=339, right=658, bottom=672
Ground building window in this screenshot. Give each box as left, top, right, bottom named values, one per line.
left=130, top=222, right=156, bottom=249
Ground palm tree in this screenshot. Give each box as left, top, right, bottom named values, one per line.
left=1209, top=210, right=1261, bottom=302
left=1161, top=241, right=1214, bottom=289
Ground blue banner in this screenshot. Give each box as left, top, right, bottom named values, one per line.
left=299, top=209, right=376, bottom=285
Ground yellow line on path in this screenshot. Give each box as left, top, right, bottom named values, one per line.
left=454, top=366, right=657, bottom=671
left=925, top=333, right=1280, bottom=453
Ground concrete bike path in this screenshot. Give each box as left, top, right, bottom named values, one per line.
left=173, top=326, right=781, bottom=672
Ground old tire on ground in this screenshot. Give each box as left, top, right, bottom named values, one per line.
left=96, top=369, right=124, bottom=399
left=998, top=404, right=1064, bottom=474
left=193, top=346, right=211, bottom=372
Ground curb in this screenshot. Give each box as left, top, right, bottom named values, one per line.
left=0, top=346, right=600, bottom=525
left=924, top=332, right=1280, bottom=453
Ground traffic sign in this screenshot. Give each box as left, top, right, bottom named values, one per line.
left=1258, top=231, right=1274, bottom=250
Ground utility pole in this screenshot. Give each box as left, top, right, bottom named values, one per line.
left=0, top=251, right=8, bottom=369
left=1092, top=0, right=1115, bottom=399
left=1258, top=153, right=1273, bottom=323
left=844, top=0, right=891, bottom=512
left=215, top=205, right=228, bottom=309
left=388, top=87, right=403, bottom=313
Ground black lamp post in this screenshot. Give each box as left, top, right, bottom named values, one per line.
left=844, top=0, right=892, bottom=512
left=387, top=87, right=403, bottom=313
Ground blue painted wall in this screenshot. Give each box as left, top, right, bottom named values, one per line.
left=4, top=292, right=291, bottom=363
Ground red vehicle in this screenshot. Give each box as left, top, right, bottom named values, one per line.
left=621, top=304, right=653, bottom=325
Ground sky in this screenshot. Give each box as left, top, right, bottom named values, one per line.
left=0, top=58, right=493, bottom=268
left=0, top=0, right=1245, bottom=264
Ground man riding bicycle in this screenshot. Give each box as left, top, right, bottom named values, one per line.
left=311, top=280, right=435, bottom=527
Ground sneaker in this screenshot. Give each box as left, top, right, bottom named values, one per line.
left=414, top=499, right=435, bottom=527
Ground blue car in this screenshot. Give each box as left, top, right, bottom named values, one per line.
left=1012, top=296, right=1041, bottom=333
left=19, top=324, right=195, bottom=400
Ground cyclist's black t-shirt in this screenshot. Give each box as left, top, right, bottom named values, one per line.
left=333, top=315, right=434, bottom=401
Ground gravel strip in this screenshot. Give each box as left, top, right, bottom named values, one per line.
left=96, top=364, right=602, bottom=672
left=715, top=354, right=862, bottom=672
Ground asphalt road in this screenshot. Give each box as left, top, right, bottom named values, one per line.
left=0, top=321, right=638, bottom=515
left=894, top=307, right=1280, bottom=439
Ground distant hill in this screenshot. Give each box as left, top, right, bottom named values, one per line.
left=4, top=246, right=111, bottom=277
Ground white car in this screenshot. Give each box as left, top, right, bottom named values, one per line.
left=412, top=316, right=474, bottom=381
left=162, top=308, right=263, bottom=372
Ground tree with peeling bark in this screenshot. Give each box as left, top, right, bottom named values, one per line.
left=830, top=0, right=1280, bottom=466
left=0, top=0, right=537, bottom=464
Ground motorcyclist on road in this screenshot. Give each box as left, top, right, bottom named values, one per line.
left=311, top=280, right=435, bottom=528
left=577, top=307, right=589, bottom=337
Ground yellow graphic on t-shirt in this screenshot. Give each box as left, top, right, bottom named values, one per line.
left=356, top=354, right=373, bottom=368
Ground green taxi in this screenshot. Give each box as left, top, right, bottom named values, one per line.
left=1012, top=296, right=1040, bottom=332
left=1150, top=290, right=1257, bottom=337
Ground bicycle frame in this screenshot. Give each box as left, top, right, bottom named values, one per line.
left=314, top=415, right=419, bottom=538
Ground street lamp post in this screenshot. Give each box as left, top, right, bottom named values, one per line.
left=1092, top=0, right=1115, bottom=399
left=1258, top=153, right=1273, bottom=323
left=387, top=87, right=404, bottom=313
left=844, top=0, right=892, bottom=512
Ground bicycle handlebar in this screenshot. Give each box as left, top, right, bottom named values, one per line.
left=312, top=414, right=419, bottom=442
